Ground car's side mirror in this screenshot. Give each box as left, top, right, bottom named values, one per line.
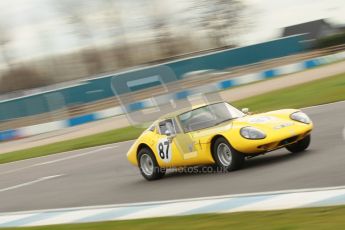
left=241, top=108, right=249, bottom=114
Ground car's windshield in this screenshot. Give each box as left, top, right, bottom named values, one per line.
left=178, top=102, right=245, bottom=132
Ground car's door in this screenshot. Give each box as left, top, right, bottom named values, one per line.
left=155, top=118, right=199, bottom=167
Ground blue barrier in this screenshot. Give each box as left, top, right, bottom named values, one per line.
left=127, top=101, right=146, bottom=112
left=4, top=51, right=345, bottom=142
left=68, top=114, right=95, bottom=127
left=0, top=130, right=18, bottom=141
left=219, top=80, right=236, bottom=90
left=0, top=36, right=306, bottom=121
left=175, top=91, right=190, bottom=100
left=304, top=59, right=320, bottom=69
left=263, top=69, right=277, bottom=79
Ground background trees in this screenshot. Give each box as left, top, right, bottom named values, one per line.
left=0, top=0, right=249, bottom=94
left=188, top=0, right=246, bottom=48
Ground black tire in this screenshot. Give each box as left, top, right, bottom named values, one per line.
left=286, top=135, right=311, bottom=153
left=212, top=137, right=245, bottom=171
left=138, top=148, right=166, bottom=181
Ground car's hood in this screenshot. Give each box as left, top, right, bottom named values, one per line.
left=191, top=109, right=300, bottom=142
left=232, top=109, right=299, bottom=130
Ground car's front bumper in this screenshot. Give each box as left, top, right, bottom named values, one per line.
left=233, top=123, right=313, bottom=154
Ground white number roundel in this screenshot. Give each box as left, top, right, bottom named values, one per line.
left=157, top=138, right=172, bottom=163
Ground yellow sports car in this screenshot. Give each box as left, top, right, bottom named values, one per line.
left=127, top=102, right=313, bottom=180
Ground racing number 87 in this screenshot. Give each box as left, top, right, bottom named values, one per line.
left=158, top=141, right=170, bottom=159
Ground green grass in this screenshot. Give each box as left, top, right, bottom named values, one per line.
left=0, top=126, right=145, bottom=164
left=3, top=205, right=345, bottom=230
left=1, top=73, right=345, bottom=164
left=233, top=72, right=345, bottom=112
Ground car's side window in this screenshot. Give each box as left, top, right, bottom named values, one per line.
left=158, top=119, right=177, bottom=135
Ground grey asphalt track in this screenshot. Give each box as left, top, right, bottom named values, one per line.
left=0, top=101, right=344, bottom=212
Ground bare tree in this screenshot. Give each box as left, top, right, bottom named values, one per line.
left=151, top=16, right=176, bottom=57
left=149, top=0, right=179, bottom=58
left=55, top=0, right=104, bottom=75
left=188, top=0, right=246, bottom=48
left=0, top=67, right=50, bottom=94
left=96, top=0, right=133, bottom=68
left=0, top=23, right=11, bottom=67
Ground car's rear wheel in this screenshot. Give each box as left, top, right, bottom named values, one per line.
left=138, top=148, right=165, bottom=181
left=286, top=135, right=311, bottom=153
left=212, top=137, right=245, bottom=171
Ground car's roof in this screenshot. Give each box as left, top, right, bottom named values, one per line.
left=158, top=101, right=224, bottom=120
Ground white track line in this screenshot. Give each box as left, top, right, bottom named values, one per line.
left=2, top=185, right=345, bottom=216
left=302, top=100, right=345, bottom=110
left=26, top=209, right=112, bottom=227
left=0, top=175, right=63, bottom=193
left=3, top=185, right=345, bottom=227
left=33, top=146, right=115, bottom=166
left=0, top=142, right=120, bottom=167
left=0, top=146, right=117, bottom=176
left=0, top=214, right=37, bottom=225
left=225, top=188, right=345, bottom=213
left=117, top=199, right=225, bottom=220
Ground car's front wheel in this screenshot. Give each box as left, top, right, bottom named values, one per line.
left=286, top=135, right=311, bottom=153
left=212, top=137, right=245, bottom=171
left=138, top=148, right=165, bottom=181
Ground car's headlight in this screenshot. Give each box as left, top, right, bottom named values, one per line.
left=290, top=111, right=311, bottom=124
left=240, top=127, right=266, bottom=139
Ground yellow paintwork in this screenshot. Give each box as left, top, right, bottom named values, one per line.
left=127, top=108, right=313, bottom=168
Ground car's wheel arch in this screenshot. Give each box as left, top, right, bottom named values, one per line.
left=136, top=143, right=162, bottom=166
left=210, top=134, right=245, bottom=170
left=210, top=134, right=228, bottom=154
left=137, top=143, right=153, bottom=159
left=136, top=143, right=166, bottom=180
